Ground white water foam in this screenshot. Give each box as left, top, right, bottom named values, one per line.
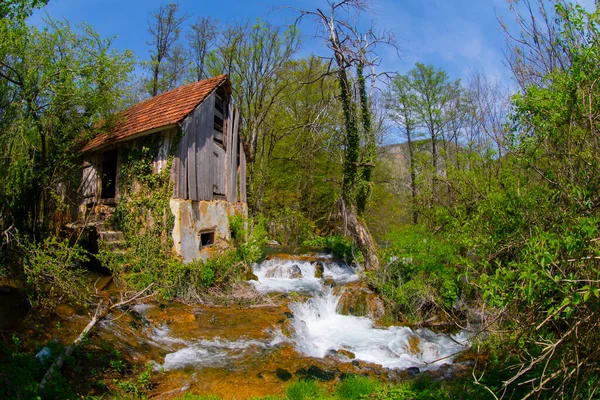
left=161, top=332, right=290, bottom=371
left=144, top=255, right=470, bottom=373
left=250, top=257, right=357, bottom=293
left=250, top=255, right=470, bottom=371
left=290, top=288, right=468, bottom=370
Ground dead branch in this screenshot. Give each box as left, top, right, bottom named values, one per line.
left=38, top=283, right=155, bottom=392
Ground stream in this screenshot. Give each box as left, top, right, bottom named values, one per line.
left=86, top=252, right=472, bottom=398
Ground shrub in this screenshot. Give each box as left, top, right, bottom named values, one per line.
left=371, top=226, right=461, bottom=320
left=23, top=236, right=91, bottom=310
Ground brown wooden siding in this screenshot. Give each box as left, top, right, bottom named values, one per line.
left=175, top=92, right=215, bottom=200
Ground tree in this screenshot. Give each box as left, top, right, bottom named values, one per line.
left=0, top=18, right=134, bottom=239
left=146, top=3, right=189, bottom=96
left=386, top=74, right=421, bottom=224
left=206, top=19, right=301, bottom=215
left=0, top=0, right=48, bottom=20
left=409, top=63, right=453, bottom=204
left=187, top=16, right=217, bottom=81
left=260, top=57, right=343, bottom=244
left=295, top=0, right=396, bottom=270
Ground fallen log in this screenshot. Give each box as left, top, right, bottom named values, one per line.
left=38, top=283, right=155, bottom=392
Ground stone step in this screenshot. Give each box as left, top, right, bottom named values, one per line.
left=99, top=230, right=124, bottom=242
left=103, top=240, right=126, bottom=251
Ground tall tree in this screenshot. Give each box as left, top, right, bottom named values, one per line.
left=410, top=63, right=452, bottom=207
left=146, top=3, right=189, bottom=96
left=386, top=74, right=420, bottom=224
left=0, top=18, right=134, bottom=238
left=187, top=16, right=217, bottom=81
left=295, top=0, right=395, bottom=270
left=206, top=20, right=301, bottom=214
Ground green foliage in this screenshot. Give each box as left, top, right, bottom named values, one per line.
left=286, top=379, right=323, bottom=400
left=0, top=339, right=43, bottom=399
left=230, top=214, right=268, bottom=264
left=0, top=0, right=49, bottom=20
left=0, top=17, right=134, bottom=238
left=371, top=226, right=460, bottom=320
left=302, top=236, right=354, bottom=262
left=23, top=236, right=91, bottom=310
left=335, top=375, right=377, bottom=399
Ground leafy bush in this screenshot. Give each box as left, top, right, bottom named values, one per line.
left=266, top=207, right=314, bottom=245
left=371, top=226, right=461, bottom=320
left=23, top=236, right=91, bottom=310
left=302, top=235, right=354, bottom=262
left=230, top=214, right=268, bottom=264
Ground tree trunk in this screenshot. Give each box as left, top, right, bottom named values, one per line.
left=335, top=198, right=379, bottom=271
left=406, top=125, right=418, bottom=224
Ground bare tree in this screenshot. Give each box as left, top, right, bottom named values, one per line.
left=187, top=16, right=218, bottom=81
left=293, top=0, right=397, bottom=270
left=466, top=71, right=510, bottom=158
left=146, top=3, right=190, bottom=96
left=500, top=0, right=576, bottom=88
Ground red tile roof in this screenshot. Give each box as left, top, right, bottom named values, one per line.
left=80, top=74, right=229, bottom=153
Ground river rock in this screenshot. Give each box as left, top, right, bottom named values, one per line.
left=406, top=366, right=420, bottom=376
left=323, top=277, right=336, bottom=287
left=265, top=264, right=303, bottom=279
left=314, top=262, right=324, bottom=279
left=326, top=349, right=356, bottom=363
left=296, top=365, right=338, bottom=381
left=335, top=282, right=385, bottom=319
left=275, top=368, right=292, bottom=381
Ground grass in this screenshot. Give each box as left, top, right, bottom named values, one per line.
left=335, top=375, right=378, bottom=399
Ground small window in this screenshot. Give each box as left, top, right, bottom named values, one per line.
left=200, top=230, right=215, bottom=248
left=214, top=94, right=225, bottom=146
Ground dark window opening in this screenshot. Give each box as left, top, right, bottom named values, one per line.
left=200, top=231, right=215, bottom=248
left=101, top=149, right=118, bottom=199
left=214, top=93, right=225, bottom=146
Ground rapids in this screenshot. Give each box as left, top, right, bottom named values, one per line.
left=149, top=254, right=469, bottom=373
left=252, top=255, right=469, bottom=371
left=83, top=253, right=472, bottom=397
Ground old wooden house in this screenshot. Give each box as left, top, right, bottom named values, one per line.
left=78, top=74, right=247, bottom=262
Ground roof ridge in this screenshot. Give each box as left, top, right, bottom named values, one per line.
left=79, top=74, right=229, bottom=153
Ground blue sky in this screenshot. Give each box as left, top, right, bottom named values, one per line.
left=29, top=0, right=596, bottom=86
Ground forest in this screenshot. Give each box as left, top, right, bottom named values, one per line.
left=1, top=0, right=600, bottom=399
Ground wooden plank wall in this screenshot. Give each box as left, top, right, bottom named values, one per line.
left=239, top=138, right=247, bottom=203
left=174, top=91, right=247, bottom=204
left=225, top=104, right=239, bottom=202
left=175, top=93, right=215, bottom=201
left=212, top=144, right=226, bottom=196
left=81, top=154, right=100, bottom=204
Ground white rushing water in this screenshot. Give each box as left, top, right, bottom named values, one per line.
left=251, top=255, right=470, bottom=371
left=250, top=257, right=358, bottom=293
left=131, top=254, right=469, bottom=372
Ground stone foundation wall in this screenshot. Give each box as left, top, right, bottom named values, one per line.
left=170, top=199, right=248, bottom=263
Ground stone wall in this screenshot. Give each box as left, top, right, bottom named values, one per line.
left=170, top=199, right=248, bottom=263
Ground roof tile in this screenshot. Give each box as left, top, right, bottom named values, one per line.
left=80, top=74, right=229, bottom=153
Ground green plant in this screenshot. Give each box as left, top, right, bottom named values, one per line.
left=23, top=236, right=90, bottom=310
left=335, top=375, right=378, bottom=399
left=286, top=379, right=323, bottom=400
left=302, top=235, right=354, bottom=262
left=370, top=226, right=460, bottom=321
